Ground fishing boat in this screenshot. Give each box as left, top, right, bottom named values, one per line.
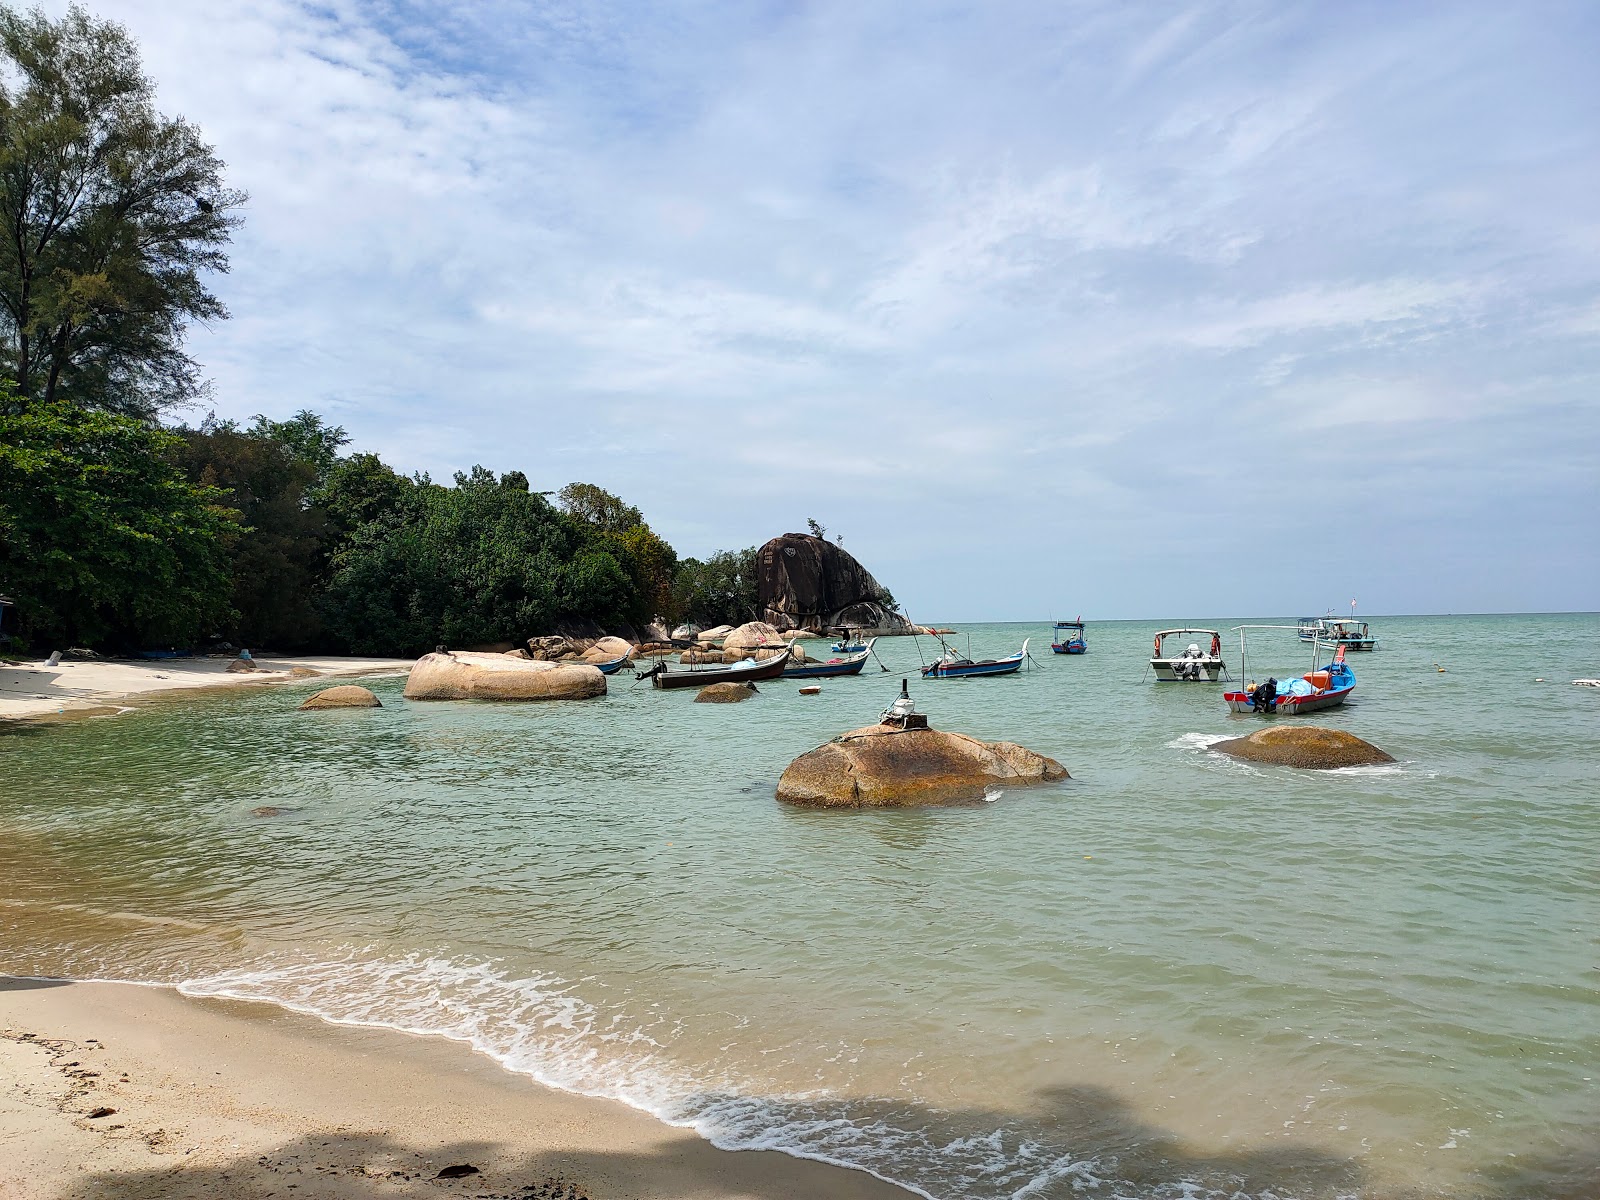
left=1297, top=616, right=1377, bottom=651
left=1149, top=629, right=1226, bottom=682
left=1050, top=618, right=1087, bottom=654
left=593, top=653, right=632, bottom=675
left=637, top=645, right=793, bottom=690
left=1226, top=628, right=1355, bottom=714
left=785, top=640, right=875, bottom=679
left=921, top=637, right=1029, bottom=679
left=829, top=630, right=869, bottom=653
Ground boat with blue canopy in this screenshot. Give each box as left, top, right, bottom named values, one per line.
left=785, top=639, right=876, bottom=679
left=1225, top=626, right=1356, bottom=714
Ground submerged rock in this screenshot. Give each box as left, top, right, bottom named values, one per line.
left=1213, top=726, right=1394, bottom=770
left=403, top=652, right=605, bottom=701
left=777, top=724, right=1068, bottom=808
left=695, top=682, right=759, bottom=703
left=298, top=685, right=381, bottom=710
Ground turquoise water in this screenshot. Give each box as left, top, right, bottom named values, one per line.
left=2, top=614, right=1598, bottom=1198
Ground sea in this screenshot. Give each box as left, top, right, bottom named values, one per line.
left=2, top=613, right=1597, bottom=1199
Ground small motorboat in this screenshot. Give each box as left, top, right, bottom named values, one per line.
left=593, top=653, right=633, bottom=675
left=1150, top=629, right=1226, bottom=682
left=922, top=638, right=1029, bottom=679
left=637, top=645, right=793, bottom=690
left=1050, top=618, right=1087, bottom=654
left=1226, top=631, right=1355, bottom=714
left=785, top=639, right=875, bottom=679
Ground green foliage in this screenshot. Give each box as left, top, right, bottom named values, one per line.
left=0, top=388, right=237, bottom=647
left=672, top=547, right=759, bottom=627
left=169, top=421, right=329, bottom=650
left=0, top=4, right=244, bottom=415
left=806, top=517, right=826, bottom=539
left=557, top=481, right=642, bottom=533
left=248, top=410, right=348, bottom=488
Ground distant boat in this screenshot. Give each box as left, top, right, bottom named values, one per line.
left=1226, top=630, right=1355, bottom=714
left=638, top=646, right=793, bottom=690
left=1150, top=629, right=1226, bottom=682
left=922, top=637, right=1029, bottom=679
left=1050, top=619, right=1087, bottom=654
left=1298, top=616, right=1377, bottom=651
left=786, top=640, right=875, bottom=679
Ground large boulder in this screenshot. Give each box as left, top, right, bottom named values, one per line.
left=756, top=533, right=916, bottom=635
left=697, top=624, right=734, bottom=643
left=1213, top=726, right=1394, bottom=770
left=723, top=622, right=785, bottom=653
left=582, top=636, right=634, bottom=663
left=299, top=685, right=381, bottom=710
left=694, top=682, right=759, bottom=703
left=777, top=724, right=1068, bottom=808
left=403, top=652, right=605, bottom=701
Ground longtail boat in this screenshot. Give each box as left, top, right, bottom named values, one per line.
left=921, top=637, right=1029, bottom=679
left=638, top=645, right=793, bottom=690
left=593, top=654, right=632, bottom=675
left=785, top=640, right=875, bottom=679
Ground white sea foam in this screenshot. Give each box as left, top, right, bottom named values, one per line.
left=1167, top=732, right=1231, bottom=751
left=174, top=949, right=1279, bottom=1200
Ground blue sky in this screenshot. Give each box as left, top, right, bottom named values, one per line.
left=64, top=0, right=1600, bottom=619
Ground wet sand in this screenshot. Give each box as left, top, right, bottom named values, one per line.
left=0, top=977, right=910, bottom=1200
left=0, top=655, right=413, bottom=722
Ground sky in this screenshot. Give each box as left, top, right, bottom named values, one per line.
left=50, top=0, right=1600, bottom=620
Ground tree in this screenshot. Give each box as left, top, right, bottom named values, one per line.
left=248, top=409, right=348, bottom=489
left=557, top=482, right=642, bottom=534
left=0, top=385, right=237, bottom=648
left=806, top=517, right=826, bottom=539
left=0, top=5, right=244, bottom=415
left=672, top=547, right=759, bottom=626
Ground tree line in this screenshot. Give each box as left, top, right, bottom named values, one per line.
left=0, top=5, right=760, bottom=657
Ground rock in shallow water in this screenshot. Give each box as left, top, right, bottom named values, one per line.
left=298, top=685, right=381, bottom=710
left=777, top=724, right=1067, bottom=808
left=403, top=652, right=605, bottom=701
left=1213, top=725, right=1394, bottom=769
left=695, top=682, right=758, bottom=703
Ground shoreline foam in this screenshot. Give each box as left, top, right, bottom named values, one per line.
left=0, top=974, right=911, bottom=1200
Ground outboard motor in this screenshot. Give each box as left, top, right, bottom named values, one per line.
left=1251, top=677, right=1278, bottom=712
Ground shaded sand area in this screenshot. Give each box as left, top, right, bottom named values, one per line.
left=1, top=978, right=908, bottom=1200
left=0, top=655, right=413, bottom=722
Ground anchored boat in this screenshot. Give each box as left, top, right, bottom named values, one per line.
left=1298, top=616, right=1378, bottom=651
left=921, top=637, right=1029, bottom=679
left=1150, top=628, right=1227, bottom=682
left=785, top=640, right=876, bottom=679
left=1050, top=619, right=1087, bottom=654
left=637, top=645, right=793, bottom=690
left=1225, top=627, right=1356, bottom=714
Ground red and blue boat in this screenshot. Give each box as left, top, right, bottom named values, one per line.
left=1050, top=619, right=1087, bottom=654
left=921, top=637, right=1029, bottom=679
left=1225, top=629, right=1356, bottom=715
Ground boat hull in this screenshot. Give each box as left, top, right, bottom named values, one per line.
left=1051, top=641, right=1087, bottom=654
left=1224, top=683, right=1354, bottom=714
left=785, top=656, right=869, bottom=679
left=595, top=655, right=632, bottom=675
left=649, top=651, right=791, bottom=689
left=922, top=654, right=1024, bottom=679
left=1151, top=658, right=1225, bottom=682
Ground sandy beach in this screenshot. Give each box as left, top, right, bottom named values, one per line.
left=0, top=977, right=908, bottom=1200
left=0, top=655, right=414, bottom=723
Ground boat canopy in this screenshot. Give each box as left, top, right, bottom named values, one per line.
left=1152, top=628, right=1222, bottom=656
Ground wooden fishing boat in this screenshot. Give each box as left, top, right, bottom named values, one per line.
left=1225, top=629, right=1356, bottom=714
left=593, top=654, right=632, bottom=675
left=785, top=640, right=875, bottom=679
left=1050, top=619, right=1087, bottom=654
left=1150, top=629, right=1226, bottom=681
left=638, top=645, right=793, bottom=690
left=921, top=638, right=1029, bottom=679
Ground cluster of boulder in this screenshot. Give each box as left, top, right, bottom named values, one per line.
left=676, top=621, right=814, bottom=665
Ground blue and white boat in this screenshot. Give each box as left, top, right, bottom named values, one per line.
left=785, top=640, right=876, bottom=679
left=921, top=638, right=1029, bottom=679
left=1050, top=619, right=1087, bottom=654
left=593, top=653, right=633, bottom=675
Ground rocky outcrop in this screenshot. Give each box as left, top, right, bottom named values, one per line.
left=581, top=636, right=634, bottom=663
left=1213, top=726, right=1394, bottom=770
left=225, top=657, right=261, bottom=673
left=777, top=724, right=1068, bottom=808
left=288, top=666, right=323, bottom=679
left=299, top=685, right=382, bottom=710
left=403, top=652, right=605, bottom=701
left=757, top=533, right=914, bottom=634
left=694, top=682, right=759, bottom=703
